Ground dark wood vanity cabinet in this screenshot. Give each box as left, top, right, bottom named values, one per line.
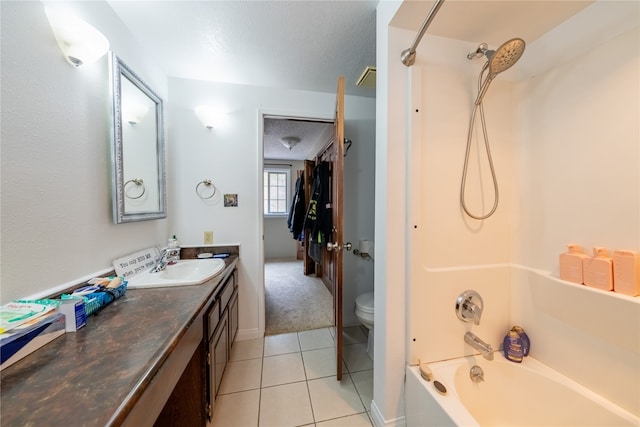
left=205, top=267, right=238, bottom=422
left=154, top=267, right=238, bottom=427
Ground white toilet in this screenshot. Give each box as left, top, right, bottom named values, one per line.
left=354, top=292, right=375, bottom=360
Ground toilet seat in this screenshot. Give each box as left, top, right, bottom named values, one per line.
left=354, top=291, right=375, bottom=360
left=355, top=292, right=374, bottom=314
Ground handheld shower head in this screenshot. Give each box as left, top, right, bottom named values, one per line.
left=485, top=38, right=526, bottom=76
left=474, top=37, right=526, bottom=105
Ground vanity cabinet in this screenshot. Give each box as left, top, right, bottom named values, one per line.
left=0, top=254, right=241, bottom=427
left=205, top=267, right=238, bottom=422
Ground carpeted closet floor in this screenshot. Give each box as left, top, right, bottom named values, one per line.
left=264, top=259, right=333, bottom=335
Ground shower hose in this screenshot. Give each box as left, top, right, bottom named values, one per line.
left=460, top=61, right=499, bottom=220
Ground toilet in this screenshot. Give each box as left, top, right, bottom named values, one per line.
left=354, top=292, right=375, bottom=360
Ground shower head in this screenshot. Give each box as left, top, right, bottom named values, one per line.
left=485, top=38, right=526, bottom=77
left=473, top=37, right=526, bottom=105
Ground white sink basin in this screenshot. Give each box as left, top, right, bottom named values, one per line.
left=126, top=259, right=226, bottom=289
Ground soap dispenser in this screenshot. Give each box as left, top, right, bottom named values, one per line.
left=583, top=247, right=613, bottom=291
left=559, top=244, right=589, bottom=284
left=167, top=235, right=180, bottom=265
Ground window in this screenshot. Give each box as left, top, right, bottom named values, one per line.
left=263, top=168, right=290, bottom=216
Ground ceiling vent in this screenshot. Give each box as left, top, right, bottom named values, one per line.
left=356, top=66, right=376, bottom=88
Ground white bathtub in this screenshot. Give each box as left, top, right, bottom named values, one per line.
left=405, top=355, right=639, bottom=426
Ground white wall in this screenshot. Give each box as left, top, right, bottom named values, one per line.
left=342, top=104, right=376, bottom=327
left=167, top=77, right=375, bottom=339
left=0, top=1, right=169, bottom=304
left=403, top=0, right=639, bottom=419
left=372, top=2, right=408, bottom=426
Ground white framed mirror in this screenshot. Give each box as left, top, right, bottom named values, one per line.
left=109, top=52, right=166, bottom=223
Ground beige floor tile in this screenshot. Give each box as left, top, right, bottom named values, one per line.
left=302, top=347, right=347, bottom=380
left=219, top=358, right=262, bottom=394
left=315, top=412, right=372, bottom=427
left=342, top=326, right=368, bottom=345
left=230, top=337, right=264, bottom=361
left=307, top=375, right=365, bottom=422
left=211, top=389, right=260, bottom=427
left=298, top=327, right=334, bottom=351
left=342, top=343, right=373, bottom=373
left=264, top=332, right=300, bottom=356
left=259, top=381, right=313, bottom=427
left=262, top=352, right=306, bottom=387
left=350, top=369, right=373, bottom=410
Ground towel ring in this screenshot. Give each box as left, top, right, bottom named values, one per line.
left=124, top=178, right=145, bottom=199
left=195, top=179, right=217, bottom=199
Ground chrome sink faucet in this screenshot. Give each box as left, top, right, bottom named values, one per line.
left=151, top=249, right=171, bottom=273
left=464, top=332, right=494, bottom=361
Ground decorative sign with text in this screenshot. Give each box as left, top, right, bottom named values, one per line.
left=112, top=247, right=160, bottom=278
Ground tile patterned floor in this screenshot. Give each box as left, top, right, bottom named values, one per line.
left=211, top=326, right=374, bottom=427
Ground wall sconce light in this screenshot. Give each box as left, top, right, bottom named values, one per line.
left=195, top=106, right=219, bottom=130
left=123, top=104, right=149, bottom=126
left=281, top=136, right=300, bottom=151
left=45, top=7, right=110, bottom=67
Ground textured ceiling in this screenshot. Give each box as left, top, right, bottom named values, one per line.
left=107, top=0, right=377, bottom=98
left=263, top=118, right=333, bottom=161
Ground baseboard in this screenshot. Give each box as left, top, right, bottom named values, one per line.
left=235, top=328, right=261, bottom=341
left=370, top=400, right=406, bottom=427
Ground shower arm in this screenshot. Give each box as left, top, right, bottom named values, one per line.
left=401, top=0, right=445, bottom=67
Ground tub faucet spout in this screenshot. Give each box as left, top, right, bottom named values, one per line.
left=464, top=332, right=494, bottom=361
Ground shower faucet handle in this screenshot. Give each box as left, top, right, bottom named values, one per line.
left=456, top=290, right=484, bottom=325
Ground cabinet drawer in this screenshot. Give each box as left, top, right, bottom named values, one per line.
left=219, top=276, right=234, bottom=310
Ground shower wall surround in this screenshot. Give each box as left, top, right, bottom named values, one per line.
left=406, top=8, right=639, bottom=419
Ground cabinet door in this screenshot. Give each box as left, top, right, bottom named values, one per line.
left=229, top=290, right=239, bottom=347
left=208, top=312, right=228, bottom=419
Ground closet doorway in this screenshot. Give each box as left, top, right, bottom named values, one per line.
left=262, top=116, right=333, bottom=335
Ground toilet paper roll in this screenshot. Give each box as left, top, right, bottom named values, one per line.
left=359, top=240, right=371, bottom=255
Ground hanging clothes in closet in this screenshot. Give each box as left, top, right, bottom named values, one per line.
left=287, top=172, right=306, bottom=241
left=304, top=161, right=332, bottom=264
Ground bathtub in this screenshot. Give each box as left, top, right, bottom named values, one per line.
left=405, top=355, right=639, bottom=426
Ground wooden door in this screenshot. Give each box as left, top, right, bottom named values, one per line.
left=316, top=77, right=346, bottom=380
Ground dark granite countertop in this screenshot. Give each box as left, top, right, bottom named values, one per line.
left=0, top=255, right=238, bottom=426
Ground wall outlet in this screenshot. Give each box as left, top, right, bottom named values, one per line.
left=203, top=231, right=214, bottom=245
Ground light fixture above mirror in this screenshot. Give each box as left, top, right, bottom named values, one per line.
left=45, top=7, right=109, bottom=67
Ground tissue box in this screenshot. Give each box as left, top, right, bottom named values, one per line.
left=0, top=312, right=65, bottom=371
left=57, top=298, right=87, bottom=332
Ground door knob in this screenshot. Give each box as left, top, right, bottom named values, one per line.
left=327, top=242, right=352, bottom=252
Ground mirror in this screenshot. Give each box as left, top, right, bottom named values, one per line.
left=109, top=52, right=166, bottom=223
